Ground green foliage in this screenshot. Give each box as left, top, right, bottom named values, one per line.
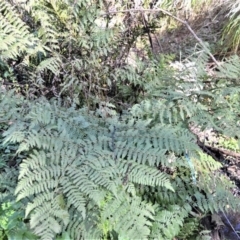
left=1, top=0, right=240, bottom=239
left=1, top=92, right=175, bottom=239
left=222, top=1, right=240, bottom=53
left=219, top=136, right=239, bottom=151
left=0, top=0, right=43, bottom=60
left=1, top=79, right=240, bottom=239
left=150, top=204, right=190, bottom=239
left=0, top=201, right=38, bottom=240
left=0, top=0, right=128, bottom=103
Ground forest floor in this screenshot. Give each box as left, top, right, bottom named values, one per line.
left=155, top=0, right=228, bottom=60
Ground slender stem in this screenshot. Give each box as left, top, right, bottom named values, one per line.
left=222, top=211, right=240, bottom=239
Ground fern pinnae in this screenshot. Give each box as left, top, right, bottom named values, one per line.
left=64, top=187, right=86, bottom=217
left=25, top=191, right=55, bottom=218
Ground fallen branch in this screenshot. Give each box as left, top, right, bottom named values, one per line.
left=202, top=142, right=240, bottom=160
left=190, top=126, right=240, bottom=161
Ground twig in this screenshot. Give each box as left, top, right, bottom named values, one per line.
left=221, top=211, right=240, bottom=240
left=140, top=11, right=154, bottom=53
left=101, top=8, right=220, bottom=66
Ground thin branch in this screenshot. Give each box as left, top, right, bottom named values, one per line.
left=101, top=8, right=220, bottom=66
left=221, top=211, right=240, bottom=240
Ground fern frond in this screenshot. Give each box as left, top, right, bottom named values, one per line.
left=101, top=192, right=154, bottom=239
left=0, top=0, right=43, bottom=60
left=120, top=160, right=174, bottom=190
left=150, top=204, right=189, bottom=240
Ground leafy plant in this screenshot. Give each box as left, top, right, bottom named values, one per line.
left=0, top=201, right=38, bottom=240
left=1, top=0, right=240, bottom=239
left=222, top=1, right=240, bottom=53
left=218, top=136, right=239, bottom=152
left=1, top=70, right=240, bottom=239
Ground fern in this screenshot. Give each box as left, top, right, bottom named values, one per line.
left=150, top=204, right=190, bottom=239
left=2, top=51, right=240, bottom=240
left=1, top=86, right=240, bottom=239
left=0, top=0, right=43, bottom=60
left=100, top=193, right=154, bottom=239
left=1, top=1, right=240, bottom=239
left=0, top=93, right=177, bottom=238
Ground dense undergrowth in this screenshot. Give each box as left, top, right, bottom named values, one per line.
left=1, top=0, right=240, bottom=239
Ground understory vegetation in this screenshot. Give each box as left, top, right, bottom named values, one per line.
left=1, top=0, right=240, bottom=239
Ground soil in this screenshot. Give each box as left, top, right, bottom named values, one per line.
left=151, top=0, right=229, bottom=60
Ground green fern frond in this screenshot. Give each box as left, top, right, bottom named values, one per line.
left=101, top=192, right=154, bottom=239
left=150, top=204, right=189, bottom=240
left=0, top=0, right=43, bottom=60
left=120, top=160, right=174, bottom=190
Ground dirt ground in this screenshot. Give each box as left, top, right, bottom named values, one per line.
left=151, top=0, right=229, bottom=60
